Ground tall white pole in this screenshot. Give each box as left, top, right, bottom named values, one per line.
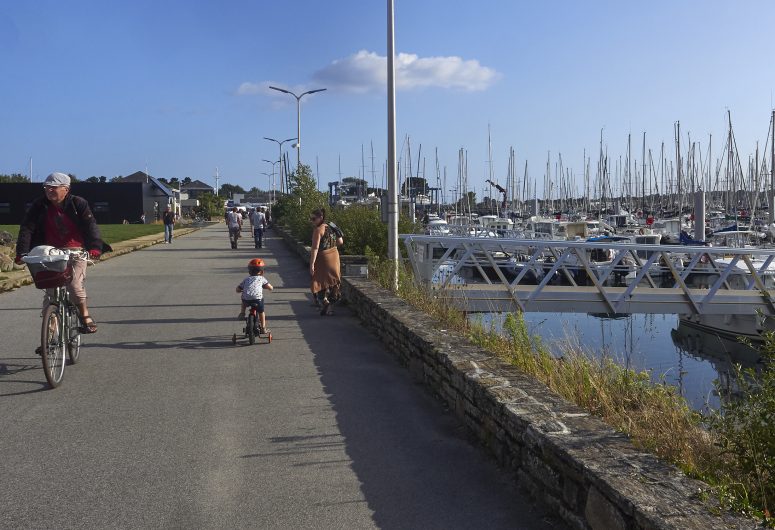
left=387, top=0, right=399, bottom=290
left=296, top=97, right=301, bottom=173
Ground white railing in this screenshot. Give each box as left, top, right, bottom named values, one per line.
left=401, top=234, right=775, bottom=315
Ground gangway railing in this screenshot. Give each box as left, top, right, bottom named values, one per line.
left=401, top=234, right=775, bottom=315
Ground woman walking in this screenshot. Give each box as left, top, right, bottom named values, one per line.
left=309, top=208, right=342, bottom=316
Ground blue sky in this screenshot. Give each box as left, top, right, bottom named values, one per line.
left=2, top=1, right=775, bottom=201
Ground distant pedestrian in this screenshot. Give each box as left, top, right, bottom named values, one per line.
left=250, top=207, right=267, bottom=249
left=226, top=207, right=242, bottom=249
left=140, top=213, right=146, bottom=224
left=162, top=205, right=175, bottom=244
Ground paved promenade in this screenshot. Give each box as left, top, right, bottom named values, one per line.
left=0, top=224, right=561, bottom=529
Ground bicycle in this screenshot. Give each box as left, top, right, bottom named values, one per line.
left=232, top=301, right=272, bottom=345
left=22, top=248, right=88, bottom=388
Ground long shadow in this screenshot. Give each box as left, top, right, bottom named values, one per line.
left=86, top=335, right=238, bottom=351
left=0, top=361, right=49, bottom=396
left=265, top=240, right=560, bottom=529
left=100, top=314, right=302, bottom=326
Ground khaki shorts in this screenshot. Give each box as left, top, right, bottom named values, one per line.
left=43, top=257, right=88, bottom=308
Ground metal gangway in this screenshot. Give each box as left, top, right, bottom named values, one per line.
left=401, top=235, right=775, bottom=316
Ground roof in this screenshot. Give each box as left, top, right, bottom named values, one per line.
left=118, top=171, right=172, bottom=197
left=181, top=179, right=214, bottom=191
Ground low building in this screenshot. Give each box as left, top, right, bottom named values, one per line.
left=0, top=170, right=174, bottom=224
left=1, top=182, right=149, bottom=224
left=180, top=179, right=214, bottom=199
left=114, top=171, right=174, bottom=222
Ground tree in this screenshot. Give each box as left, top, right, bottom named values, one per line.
left=182, top=177, right=192, bottom=185
left=0, top=173, right=31, bottom=183
left=341, top=177, right=368, bottom=198
left=219, top=183, right=246, bottom=197
left=274, top=164, right=327, bottom=239
left=401, top=176, right=428, bottom=197
left=192, top=192, right=223, bottom=220
left=455, top=191, right=476, bottom=212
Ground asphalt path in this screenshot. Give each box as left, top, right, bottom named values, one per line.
left=0, top=224, right=562, bottom=529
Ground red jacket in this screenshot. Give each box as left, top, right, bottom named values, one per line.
left=16, top=194, right=112, bottom=256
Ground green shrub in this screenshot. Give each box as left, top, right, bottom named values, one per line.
left=273, top=165, right=420, bottom=258
left=704, top=335, right=775, bottom=522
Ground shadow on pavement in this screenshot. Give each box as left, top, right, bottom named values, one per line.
left=264, top=234, right=561, bottom=530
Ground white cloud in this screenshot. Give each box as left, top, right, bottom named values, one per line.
left=236, top=50, right=500, bottom=97
left=236, top=81, right=271, bottom=96
left=312, top=50, right=500, bottom=93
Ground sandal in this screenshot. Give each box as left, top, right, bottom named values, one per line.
left=320, top=300, right=330, bottom=316
left=79, top=316, right=98, bottom=334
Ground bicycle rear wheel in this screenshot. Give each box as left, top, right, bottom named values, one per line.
left=247, top=314, right=256, bottom=345
left=41, top=304, right=66, bottom=388
left=67, top=305, right=81, bottom=364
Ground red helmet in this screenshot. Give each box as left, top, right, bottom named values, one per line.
left=248, top=258, right=265, bottom=268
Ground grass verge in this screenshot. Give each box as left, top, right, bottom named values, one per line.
left=1, top=224, right=165, bottom=245
left=367, top=255, right=772, bottom=526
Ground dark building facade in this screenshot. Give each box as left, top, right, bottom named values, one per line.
left=181, top=179, right=214, bottom=199
left=0, top=182, right=149, bottom=224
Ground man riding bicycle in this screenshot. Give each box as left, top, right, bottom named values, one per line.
left=15, top=172, right=112, bottom=336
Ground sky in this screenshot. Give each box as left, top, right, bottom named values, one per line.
left=2, top=1, right=775, bottom=202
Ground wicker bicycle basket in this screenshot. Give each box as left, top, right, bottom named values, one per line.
left=24, top=254, right=73, bottom=289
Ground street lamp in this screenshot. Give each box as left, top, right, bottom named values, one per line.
left=263, top=159, right=280, bottom=214
left=264, top=136, right=296, bottom=194
left=268, top=85, right=327, bottom=172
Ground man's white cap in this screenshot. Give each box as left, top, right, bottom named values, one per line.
left=44, top=172, right=71, bottom=187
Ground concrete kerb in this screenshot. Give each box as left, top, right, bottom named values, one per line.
left=275, top=223, right=756, bottom=530
left=0, top=225, right=205, bottom=293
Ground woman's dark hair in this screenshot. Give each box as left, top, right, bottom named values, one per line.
left=311, top=208, right=326, bottom=220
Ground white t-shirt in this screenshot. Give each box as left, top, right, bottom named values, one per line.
left=239, top=275, right=269, bottom=300
left=227, top=211, right=241, bottom=229
left=250, top=211, right=266, bottom=228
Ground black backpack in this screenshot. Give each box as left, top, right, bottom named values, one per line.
left=327, top=222, right=344, bottom=246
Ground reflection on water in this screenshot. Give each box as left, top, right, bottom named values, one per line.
left=475, top=312, right=763, bottom=411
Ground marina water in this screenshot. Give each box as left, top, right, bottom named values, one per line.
left=474, top=311, right=762, bottom=411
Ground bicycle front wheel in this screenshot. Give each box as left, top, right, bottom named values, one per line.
left=41, top=304, right=66, bottom=388
left=67, top=305, right=81, bottom=364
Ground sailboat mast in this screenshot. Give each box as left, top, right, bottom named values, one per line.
left=771, top=110, right=775, bottom=224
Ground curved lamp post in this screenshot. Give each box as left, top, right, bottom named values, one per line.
left=263, top=159, right=280, bottom=213
left=263, top=137, right=296, bottom=194
left=268, top=86, right=327, bottom=172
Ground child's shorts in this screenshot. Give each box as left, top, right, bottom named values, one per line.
left=243, top=298, right=265, bottom=313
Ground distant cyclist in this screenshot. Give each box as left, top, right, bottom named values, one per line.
left=15, top=172, right=112, bottom=335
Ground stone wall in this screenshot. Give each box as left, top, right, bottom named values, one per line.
left=276, top=226, right=754, bottom=530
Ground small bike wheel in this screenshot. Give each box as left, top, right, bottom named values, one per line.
left=67, top=305, right=81, bottom=364
left=41, top=305, right=66, bottom=388
left=247, top=314, right=256, bottom=345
